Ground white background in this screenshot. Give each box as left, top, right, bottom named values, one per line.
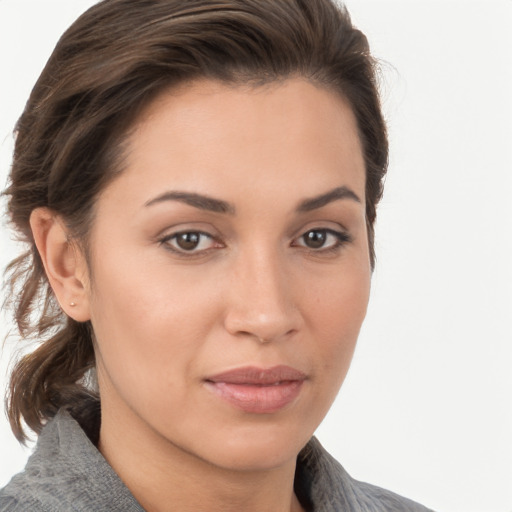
left=1, top=1, right=511, bottom=511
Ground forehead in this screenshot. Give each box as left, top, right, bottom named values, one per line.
left=101, top=78, right=366, bottom=210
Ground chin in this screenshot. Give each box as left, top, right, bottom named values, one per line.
left=183, top=420, right=312, bottom=472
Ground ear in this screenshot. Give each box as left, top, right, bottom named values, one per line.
left=30, top=207, right=91, bottom=322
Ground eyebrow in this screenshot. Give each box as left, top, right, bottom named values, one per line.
left=297, top=186, right=361, bottom=212
left=144, top=191, right=235, bottom=214
left=144, top=185, right=361, bottom=215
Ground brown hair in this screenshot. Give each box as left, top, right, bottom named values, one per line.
left=3, top=0, right=388, bottom=442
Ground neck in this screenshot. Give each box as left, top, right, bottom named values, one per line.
left=98, top=400, right=305, bottom=512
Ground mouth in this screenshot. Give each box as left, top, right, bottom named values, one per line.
left=204, top=365, right=307, bottom=414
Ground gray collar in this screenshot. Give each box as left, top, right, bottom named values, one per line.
left=1, top=409, right=433, bottom=512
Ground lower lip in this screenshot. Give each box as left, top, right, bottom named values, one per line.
left=204, top=380, right=304, bottom=413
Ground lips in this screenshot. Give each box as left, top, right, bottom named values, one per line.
left=204, top=365, right=306, bottom=413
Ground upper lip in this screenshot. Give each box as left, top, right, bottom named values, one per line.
left=206, top=365, right=307, bottom=385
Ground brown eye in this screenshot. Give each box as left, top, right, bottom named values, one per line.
left=176, top=232, right=201, bottom=251
left=303, top=230, right=328, bottom=249
left=161, top=231, right=218, bottom=254
left=294, top=228, right=351, bottom=251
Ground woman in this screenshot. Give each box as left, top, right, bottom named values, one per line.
left=0, top=0, right=433, bottom=510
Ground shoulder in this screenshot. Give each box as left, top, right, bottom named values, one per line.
left=0, top=414, right=68, bottom=512
left=0, top=491, right=50, bottom=512
left=345, top=478, right=434, bottom=512
left=0, top=414, right=87, bottom=511
left=298, top=437, right=435, bottom=512
left=0, top=464, right=62, bottom=512
left=0, top=410, right=143, bottom=512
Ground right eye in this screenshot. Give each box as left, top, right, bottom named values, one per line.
left=160, top=231, right=219, bottom=254
left=292, top=228, right=351, bottom=252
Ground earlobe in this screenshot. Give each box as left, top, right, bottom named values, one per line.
left=29, top=207, right=91, bottom=322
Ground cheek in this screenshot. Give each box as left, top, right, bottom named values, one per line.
left=300, top=258, right=370, bottom=385
left=329, top=271, right=369, bottom=338
left=87, top=249, right=221, bottom=401
left=303, top=253, right=370, bottom=332
left=89, top=242, right=216, bottom=333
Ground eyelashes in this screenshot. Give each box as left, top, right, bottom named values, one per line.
left=292, top=228, right=352, bottom=252
left=158, top=227, right=352, bottom=257
left=161, top=231, right=220, bottom=253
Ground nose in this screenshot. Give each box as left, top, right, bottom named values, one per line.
left=223, top=248, right=302, bottom=344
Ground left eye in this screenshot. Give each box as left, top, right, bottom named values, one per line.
left=161, top=231, right=217, bottom=253
left=294, top=229, right=349, bottom=250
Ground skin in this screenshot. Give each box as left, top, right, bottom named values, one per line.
left=31, top=79, right=371, bottom=512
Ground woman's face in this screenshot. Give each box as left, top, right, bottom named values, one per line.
left=85, top=79, right=370, bottom=471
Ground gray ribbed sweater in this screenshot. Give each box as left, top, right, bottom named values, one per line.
left=0, top=410, right=434, bottom=511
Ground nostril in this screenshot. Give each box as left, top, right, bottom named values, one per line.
left=233, top=329, right=298, bottom=345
